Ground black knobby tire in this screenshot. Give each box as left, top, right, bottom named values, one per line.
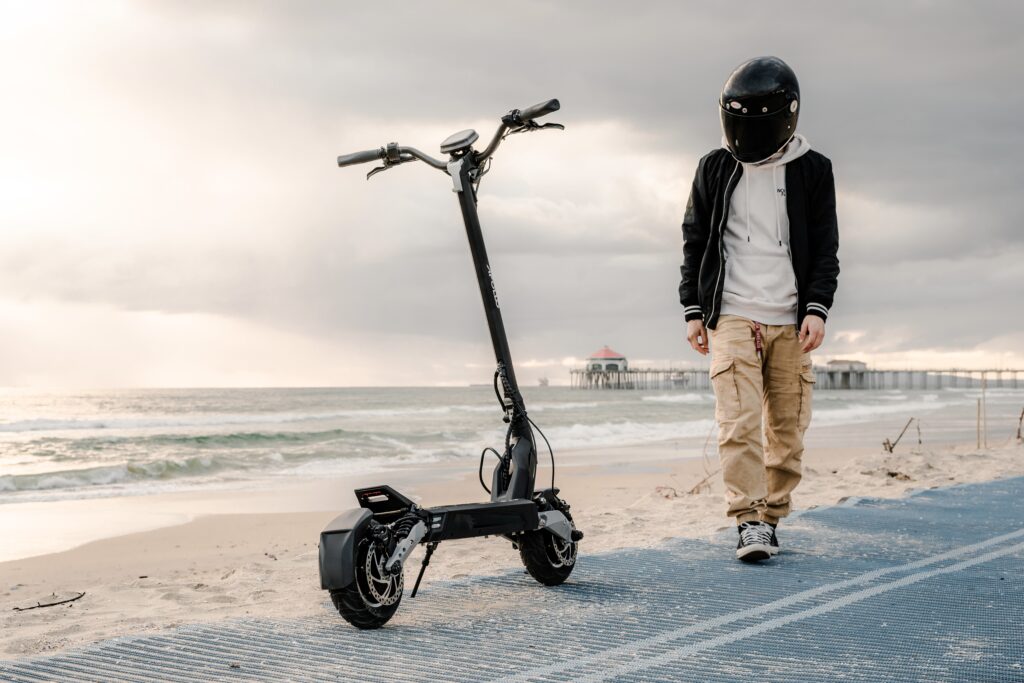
left=519, top=529, right=577, bottom=586
left=329, top=540, right=402, bottom=629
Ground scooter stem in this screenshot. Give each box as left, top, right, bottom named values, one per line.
left=448, top=157, right=522, bottom=397
left=448, top=155, right=537, bottom=501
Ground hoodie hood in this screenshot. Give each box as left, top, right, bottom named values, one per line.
left=721, top=133, right=811, bottom=168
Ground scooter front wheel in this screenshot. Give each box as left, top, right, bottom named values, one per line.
left=330, top=539, right=403, bottom=629
left=519, top=528, right=577, bottom=586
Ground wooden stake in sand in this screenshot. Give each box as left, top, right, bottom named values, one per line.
left=977, top=399, right=982, bottom=450
left=982, top=372, right=988, bottom=449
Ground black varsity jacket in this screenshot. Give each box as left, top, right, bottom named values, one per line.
left=679, top=147, right=839, bottom=329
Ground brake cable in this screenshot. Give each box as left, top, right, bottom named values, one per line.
left=478, top=446, right=501, bottom=494
left=486, top=367, right=557, bottom=493
left=471, top=157, right=492, bottom=194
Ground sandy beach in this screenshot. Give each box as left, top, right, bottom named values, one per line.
left=3, top=404, right=1022, bottom=660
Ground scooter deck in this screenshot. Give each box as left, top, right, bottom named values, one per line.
left=354, top=484, right=540, bottom=542
left=425, top=499, right=539, bottom=542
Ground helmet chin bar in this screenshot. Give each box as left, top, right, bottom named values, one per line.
left=733, top=133, right=796, bottom=165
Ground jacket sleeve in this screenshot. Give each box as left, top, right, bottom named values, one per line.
left=804, top=160, right=839, bottom=322
left=679, top=159, right=710, bottom=322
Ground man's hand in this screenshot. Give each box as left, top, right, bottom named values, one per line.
left=687, top=319, right=709, bottom=355
left=799, top=314, right=826, bottom=352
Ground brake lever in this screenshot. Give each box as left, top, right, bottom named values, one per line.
left=505, top=120, right=565, bottom=136
left=367, top=143, right=414, bottom=180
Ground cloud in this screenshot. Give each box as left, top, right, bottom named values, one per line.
left=0, top=1, right=1021, bottom=386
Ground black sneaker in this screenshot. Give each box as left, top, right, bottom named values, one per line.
left=736, top=521, right=774, bottom=563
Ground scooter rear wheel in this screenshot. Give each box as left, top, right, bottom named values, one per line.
left=330, top=539, right=402, bottom=629
left=519, top=528, right=577, bottom=586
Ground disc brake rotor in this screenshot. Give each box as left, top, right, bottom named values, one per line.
left=360, top=541, right=403, bottom=607
left=547, top=530, right=577, bottom=568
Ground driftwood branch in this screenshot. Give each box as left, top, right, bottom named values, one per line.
left=655, top=485, right=680, bottom=499
left=883, top=417, right=916, bottom=453
left=12, top=592, right=85, bottom=612
left=686, top=421, right=720, bottom=494
left=656, top=423, right=721, bottom=499
left=700, top=420, right=715, bottom=470
left=687, top=467, right=722, bottom=495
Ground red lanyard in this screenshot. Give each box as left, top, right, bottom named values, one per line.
left=754, top=321, right=764, bottom=361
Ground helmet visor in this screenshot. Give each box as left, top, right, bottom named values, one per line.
left=720, top=99, right=798, bottom=163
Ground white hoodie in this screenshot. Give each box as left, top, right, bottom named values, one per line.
left=720, top=134, right=811, bottom=325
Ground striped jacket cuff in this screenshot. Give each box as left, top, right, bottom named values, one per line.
left=683, top=305, right=703, bottom=322
left=805, top=302, right=829, bottom=321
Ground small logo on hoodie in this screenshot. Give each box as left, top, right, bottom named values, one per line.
left=776, top=188, right=787, bottom=197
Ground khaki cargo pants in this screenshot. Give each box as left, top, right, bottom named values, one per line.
left=709, top=314, right=815, bottom=525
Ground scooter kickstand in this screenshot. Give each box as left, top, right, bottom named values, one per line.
left=410, top=542, right=438, bottom=598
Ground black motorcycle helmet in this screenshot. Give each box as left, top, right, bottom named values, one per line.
left=720, top=56, right=800, bottom=163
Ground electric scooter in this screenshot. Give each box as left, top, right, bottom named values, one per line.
left=318, top=99, right=582, bottom=629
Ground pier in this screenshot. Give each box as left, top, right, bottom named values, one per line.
left=569, top=367, right=1024, bottom=391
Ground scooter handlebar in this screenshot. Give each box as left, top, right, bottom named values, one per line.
left=338, top=100, right=561, bottom=172
left=477, top=98, right=562, bottom=162
left=337, top=148, right=384, bottom=167
left=517, top=98, right=560, bottom=122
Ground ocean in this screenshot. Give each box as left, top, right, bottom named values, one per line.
left=1, top=385, right=1021, bottom=505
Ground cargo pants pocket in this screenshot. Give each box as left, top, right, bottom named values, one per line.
left=710, top=358, right=740, bottom=421
left=797, top=366, right=816, bottom=431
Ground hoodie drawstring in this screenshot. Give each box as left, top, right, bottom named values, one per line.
left=745, top=172, right=751, bottom=243
left=773, top=166, right=782, bottom=247
left=746, top=166, right=784, bottom=247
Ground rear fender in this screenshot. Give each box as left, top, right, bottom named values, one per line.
left=318, top=508, right=373, bottom=590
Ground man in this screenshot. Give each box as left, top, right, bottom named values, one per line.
left=679, top=56, right=839, bottom=562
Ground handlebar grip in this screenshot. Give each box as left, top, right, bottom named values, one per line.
left=337, top=148, right=384, bottom=167
left=517, top=99, right=560, bottom=122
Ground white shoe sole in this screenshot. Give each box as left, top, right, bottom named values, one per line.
left=768, top=545, right=780, bottom=556
left=736, top=543, right=773, bottom=562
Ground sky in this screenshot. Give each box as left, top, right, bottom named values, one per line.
left=0, top=1, right=1022, bottom=387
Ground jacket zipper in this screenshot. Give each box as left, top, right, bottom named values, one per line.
left=781, top=164, right=803, bottom=328
left=710, top=161, right=740, bottom=327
